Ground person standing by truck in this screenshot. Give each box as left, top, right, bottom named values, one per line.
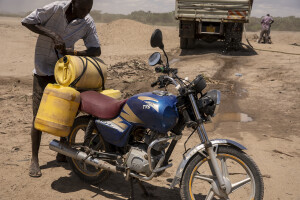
left=21, top=0, right=101, bottom=177
left=258, top=14, right=274, bottom=44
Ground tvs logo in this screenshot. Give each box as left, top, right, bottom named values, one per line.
left=143, top=105, right=151, bottom=109
left=138, top=96, right=159, bottom=112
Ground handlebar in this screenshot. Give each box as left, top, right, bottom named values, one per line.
left=151, top=80, right=159, bottom=87
left=155, top=67, right=164, bottom=73
left=151, top=74, right=181, bottom=90
left=164, top=76, right=180, bottom=89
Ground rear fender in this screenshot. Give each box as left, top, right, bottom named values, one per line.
left=170, top=139, right=246, bottom=189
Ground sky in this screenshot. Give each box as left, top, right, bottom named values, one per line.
left=0, top=0, right=299, bottom=17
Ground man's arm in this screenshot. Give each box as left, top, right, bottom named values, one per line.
left=63, top=47, right=101, bottom=57
left=22, top=23, right=65, bottom=50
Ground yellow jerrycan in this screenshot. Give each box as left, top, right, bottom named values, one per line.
left=54, top=55, right=107, bottom=90
left=34, top=84, right=81, bottom=137
left=100, top=89, right=122, bottom=99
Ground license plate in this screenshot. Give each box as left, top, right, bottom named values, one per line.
left=206, top=26, right=216, bottom=32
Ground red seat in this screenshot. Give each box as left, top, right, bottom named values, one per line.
left=80, top=91, right=127, bottom=119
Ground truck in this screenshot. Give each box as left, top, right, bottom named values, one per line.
left=175, top=0, right=254, bottom=49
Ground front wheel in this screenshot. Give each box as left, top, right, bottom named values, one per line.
left=180, top=146, right=264, bottom=200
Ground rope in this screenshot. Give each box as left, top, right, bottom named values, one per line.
left=69, top=56, right=87, bottom=88
left=243, top=25, right=300, bottom=56
left=69, top=56, right=106, bottom=90
left=85, top=57, right=106, bottom=90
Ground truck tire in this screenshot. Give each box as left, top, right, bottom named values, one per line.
left=225, top=23, right=244, bottom=50
left=187, top=38, right=196, bottom=49
left=180, top=37, right=188, bottom=49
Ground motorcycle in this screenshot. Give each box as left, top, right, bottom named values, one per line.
left=49, top=29, right=264, bottom=200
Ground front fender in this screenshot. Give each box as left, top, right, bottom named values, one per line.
left=170, top=139, right=246, bottom=189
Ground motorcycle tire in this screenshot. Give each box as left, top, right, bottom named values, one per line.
left=180, top=146, right=264, bottom=200
left=67, top=116, right=112, bottom=185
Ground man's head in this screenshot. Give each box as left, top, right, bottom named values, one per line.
left=267, top=14, right=270, bottom=16
left=72, top=0, right=93, bottom=19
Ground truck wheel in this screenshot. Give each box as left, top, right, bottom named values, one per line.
left=180, top=37, right=188, bottom=49
left=187, top=38, right=196, bottom=49
left=225, top=23, right=243, bottom=50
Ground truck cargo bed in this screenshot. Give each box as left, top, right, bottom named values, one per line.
left=175, top=0, right=253, bottom=22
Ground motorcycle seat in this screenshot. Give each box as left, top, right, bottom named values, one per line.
left=80, top=91, right=127, bottom=119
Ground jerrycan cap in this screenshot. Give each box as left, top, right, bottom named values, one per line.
left=63, top=56, right=69, bottom=64
left=54, top=55, right=74, bottom=86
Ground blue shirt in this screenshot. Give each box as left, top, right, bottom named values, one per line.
left=22, top=1, right=100, bottom=76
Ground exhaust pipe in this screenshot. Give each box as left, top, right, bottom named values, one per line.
left=49, top=139, right=119, bottom=173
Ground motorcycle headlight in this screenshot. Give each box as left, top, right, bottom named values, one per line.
left=198, top=90, right=221, bottom=117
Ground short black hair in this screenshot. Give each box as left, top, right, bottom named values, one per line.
left=267, top=14, right=270, bottom=16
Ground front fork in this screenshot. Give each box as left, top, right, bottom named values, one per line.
left=189, top=94, right=227, bottom=190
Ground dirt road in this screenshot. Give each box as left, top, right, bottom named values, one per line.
left=0, top=17, right=299, bottom=200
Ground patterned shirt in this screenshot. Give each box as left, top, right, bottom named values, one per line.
left=261, top=16, right=274, bottom=31
left=22, top=1, right=100, bottom=76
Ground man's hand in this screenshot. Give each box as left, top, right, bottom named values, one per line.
left=59, top=47, right=101, bottom=57
left=53, top=34, right=66, bottom=51
left=59, top=48, right=74, bottom=56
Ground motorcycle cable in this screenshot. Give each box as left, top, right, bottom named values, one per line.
left=183, top=127, right=198, bottom=155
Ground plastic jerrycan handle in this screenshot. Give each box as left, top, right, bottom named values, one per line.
left=57, top=56, right=72, bottom=85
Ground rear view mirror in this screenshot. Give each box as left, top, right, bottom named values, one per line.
left=148, top=52, right=162, bottom=66
left=150, top=29, right=164, bottom=49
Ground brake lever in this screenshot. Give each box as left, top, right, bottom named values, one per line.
left=151, top=80, right=159, bottom=87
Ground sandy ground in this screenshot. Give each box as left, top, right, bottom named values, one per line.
left=0, top=16, right=299, bottom=200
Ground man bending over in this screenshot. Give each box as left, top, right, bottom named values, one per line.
left=22, top=0, right=100, bottom=177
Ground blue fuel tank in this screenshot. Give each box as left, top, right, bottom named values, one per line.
left=120, top=91, right=179, bottom=133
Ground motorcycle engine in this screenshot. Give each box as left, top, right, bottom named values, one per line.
left=126, top=130, right=168, bottom=176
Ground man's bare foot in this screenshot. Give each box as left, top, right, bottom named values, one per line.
left=29, top=159, right=42, bottom=177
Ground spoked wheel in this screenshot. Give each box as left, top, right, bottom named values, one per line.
left=67, top=116, right=111, bottom=185
left=180, top=146, right=264, bottom=200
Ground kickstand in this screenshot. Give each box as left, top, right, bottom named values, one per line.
left=128, top=177, right=134, bottom=200
left=128, top=178, right=150, bottom=200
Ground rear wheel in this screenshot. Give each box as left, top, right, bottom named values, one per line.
left=180, top=146, right=264, bottom=200
left=180, top=37, right=196, bottom=49
left=67, top=116, right=111, bottom=185
left=187, top=38, right=196, bottom=49
left=225, top=23, right=244, bottom=50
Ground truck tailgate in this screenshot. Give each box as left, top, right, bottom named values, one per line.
left=175, top=0, right=253, bottom=22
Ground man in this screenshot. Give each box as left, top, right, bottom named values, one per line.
left=22, top=0, right=101, bottom=177
left=258, top=14, right=274, bottom=44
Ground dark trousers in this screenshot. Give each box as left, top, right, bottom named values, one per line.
left=32, top=74, right=56, bottom=116
left=258, top=29, right=270, bottom=43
